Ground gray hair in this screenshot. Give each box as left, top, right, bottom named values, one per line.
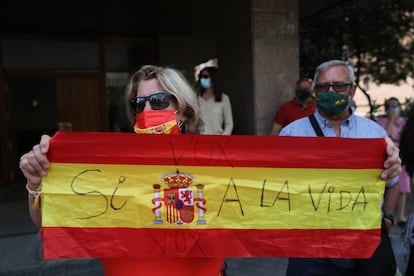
left=313, top=60, right=356, bottom=86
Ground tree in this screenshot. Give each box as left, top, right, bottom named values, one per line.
left=299, top=0, right=414, bottom=118
left=300, top=0, right=414, bottom=85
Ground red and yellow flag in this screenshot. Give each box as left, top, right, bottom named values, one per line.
left=41, top=132, right=386, bottom=259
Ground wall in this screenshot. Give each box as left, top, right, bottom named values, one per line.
left=252, top=0, right=299, bottom=135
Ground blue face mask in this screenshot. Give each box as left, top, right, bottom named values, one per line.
left=200, top=78, right=211, bottom=89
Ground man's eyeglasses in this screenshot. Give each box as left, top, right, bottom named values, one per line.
left=314, top=82, right=353, bottom=93
left=129, top=92, right=173, bottom=115
left=200, top=75, right=210, bottom=79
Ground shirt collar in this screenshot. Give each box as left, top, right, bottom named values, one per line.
left=314, top=109, right=353, bottom=129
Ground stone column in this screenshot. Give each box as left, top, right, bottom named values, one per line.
left=252, top=0, right=299, bottom=135
left=218, top=0, right=299, bottom=135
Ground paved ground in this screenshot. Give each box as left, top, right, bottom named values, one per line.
left=0, top=182, right=410, bottom=275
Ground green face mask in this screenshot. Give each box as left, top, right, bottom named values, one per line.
left=317, top=91, right=349, bottom=116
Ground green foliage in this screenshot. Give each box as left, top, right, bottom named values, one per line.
left=400, top=98, right=414, bottom=117
left=300, top=0, right=414, bottom=85
left=371, top=99, right=382, bottom=115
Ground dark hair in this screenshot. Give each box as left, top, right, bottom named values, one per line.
left=295, top=78, right=312, bottom=91
left=197, top=66, right=222, bottom=102
left=384, top=97, right=400, bottom=110
left=399, top=103, right=414, bottom=175
left=295, top=78, right=312, bottom=86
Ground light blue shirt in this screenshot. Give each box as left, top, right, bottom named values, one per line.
left=280, top=110, right=398, bottom=187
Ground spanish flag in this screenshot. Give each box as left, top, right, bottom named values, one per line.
left=41, top=132, right=386, bottom=259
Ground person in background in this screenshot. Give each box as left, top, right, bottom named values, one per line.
left=196, top=66, right=234, bottom=135
left=399, top=103, right=414, bottom=276
left=271, top=78, right=316, bottom=135
left=280, top=60, right=401, bottom=275
left=19, top=65, right=225, bottom=276
left=377, top=97, right=410, bottom=227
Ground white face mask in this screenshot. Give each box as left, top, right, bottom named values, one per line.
left=200, top=78, right=211, bottom=89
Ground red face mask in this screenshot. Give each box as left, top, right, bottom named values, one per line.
left=134, top=110, right=180, bottom=134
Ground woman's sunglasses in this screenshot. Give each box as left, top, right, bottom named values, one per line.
left=129, top=92, right=173, bottom=115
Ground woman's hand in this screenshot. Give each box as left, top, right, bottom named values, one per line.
left=19, top=135, right=51, bottom=190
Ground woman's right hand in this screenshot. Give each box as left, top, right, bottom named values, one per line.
left=19, top=135, right=51, bottom=190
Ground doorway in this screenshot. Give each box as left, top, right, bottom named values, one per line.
left=5, top=73, right=105, bottom=184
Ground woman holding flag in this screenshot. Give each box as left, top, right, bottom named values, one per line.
left=19, top=65, right=225, bottom=276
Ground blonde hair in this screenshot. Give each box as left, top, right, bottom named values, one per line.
left=125, top=65, right=201, bottom=134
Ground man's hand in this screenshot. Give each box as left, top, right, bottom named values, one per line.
left=381, top=136, right=402, bottom=182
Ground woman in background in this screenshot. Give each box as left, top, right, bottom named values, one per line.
left=19, top=65, right=225, bottom=276
left=377, top=97, right=410, bottom=227
left=197, top=66, right=234, bottom=135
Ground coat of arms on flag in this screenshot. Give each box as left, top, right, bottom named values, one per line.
left=152, top=170, right=207, bottom=225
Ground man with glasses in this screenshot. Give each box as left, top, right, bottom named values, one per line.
left=280, top=60, right=400, bottom=275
